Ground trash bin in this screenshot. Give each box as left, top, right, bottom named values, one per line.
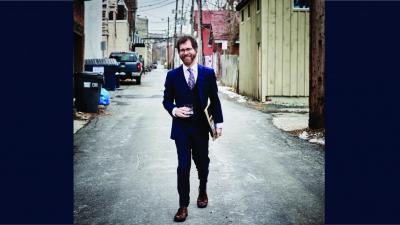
left=74, top=72, right=104, bottom=113
left=84, top=58, right=119, bottom=91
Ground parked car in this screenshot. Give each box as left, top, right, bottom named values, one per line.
left=109, top=51, right=143, bottom=85
left=144, top=65, right=152, bottom=72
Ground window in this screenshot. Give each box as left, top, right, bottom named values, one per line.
left=117, top=5, right=127, bottom=20
left=110, top=53, right=138, bottom=62
left=241, top=10, right=244, bottom=22
left=247, top=4, right=250, bottom=18
left=293, top=0, right=310, bottom=10
left=257, top=0, right=260, bottom=11
left=208, top=30, right=213, bottom=47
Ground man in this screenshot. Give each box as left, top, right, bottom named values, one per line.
left=162, top=35, right=223, bottom=222
left=139, top=55, right=145, bottom=75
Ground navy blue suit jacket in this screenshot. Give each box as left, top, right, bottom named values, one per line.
left=163, top=64, right=223, bottom=140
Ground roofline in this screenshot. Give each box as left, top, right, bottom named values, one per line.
left=236, top=0, right=250, bottom=11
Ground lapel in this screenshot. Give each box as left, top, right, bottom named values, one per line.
left=196, top=64, right=206, bottom=107
left=177, top=65, right=191, bottom=91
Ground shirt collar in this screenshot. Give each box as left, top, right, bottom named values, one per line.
left=183, top=63, right=198, bottom=74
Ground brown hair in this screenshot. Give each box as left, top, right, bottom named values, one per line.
left=176, top=35, right=198, bottom=51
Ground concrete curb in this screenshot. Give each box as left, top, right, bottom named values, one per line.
left=73, top=105, right=110, bottom=134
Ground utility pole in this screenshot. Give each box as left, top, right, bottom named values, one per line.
left=172, top=0, right=179, bottom=68
left=167, top=17, right=170, bottom=69
left=132, top=0, right=138, bottom=51
left=180, top=0, right=185, bottom=36
left=190, top=0, right=194, bottom=36
left=309, top=0, right=325, bottom=129
left=197, top=0, right=203, bottom=65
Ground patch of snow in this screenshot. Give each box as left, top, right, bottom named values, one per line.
left=219, top=86, right=234, bottom=93
left=310, top=138, right=325, bottom=145
left=228, top=93, right=238, bottom=98
left=237, top=97, right=247, bottom=103
left=299, top=131, right=309, bottom=140
left=219, top=86, right=249, bottom=103
left=271, top=113, right=308, bottom=131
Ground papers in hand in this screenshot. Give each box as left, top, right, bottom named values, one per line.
left=204, top=102, right=217, bottom=141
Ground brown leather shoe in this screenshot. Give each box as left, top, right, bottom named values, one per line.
left=174, top=207, right=188, bottom=222
left=197, top=192, right=208, bottom=208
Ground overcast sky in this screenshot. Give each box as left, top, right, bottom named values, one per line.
left=136, top=0, right=223, bottom=36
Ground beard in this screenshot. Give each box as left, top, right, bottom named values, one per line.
left=180, top=53, right=196, bottom=66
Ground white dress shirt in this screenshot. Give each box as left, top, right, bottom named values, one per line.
left=172, top=64, right=223, bottom=129
left=182, top=63, right=198, bottom=84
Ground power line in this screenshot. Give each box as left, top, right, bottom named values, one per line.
left=141, top=1, right=193, bottom=37
left=138, top=12, right=165, bottom=19
left=138, top=0, right=174, bottom=9
left=138, top=0, right=170, bottom=6
left=139, top=1, right=177, bottom=12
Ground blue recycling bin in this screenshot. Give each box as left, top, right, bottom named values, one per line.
left=85, top=58, right=119, bottom=91
left=74, top=72, right=104, bottom=113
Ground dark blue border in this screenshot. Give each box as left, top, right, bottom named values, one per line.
left=2, top=1, right=400, bottom=224
left=0, top=2, right=73, bottom=224
left=326, top=1, right=400, bottom=224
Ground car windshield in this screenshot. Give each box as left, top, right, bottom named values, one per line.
left=110, top=53, right=137, bottom=62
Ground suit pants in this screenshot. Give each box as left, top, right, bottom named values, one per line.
left=175, top=124, right=209, bottom=207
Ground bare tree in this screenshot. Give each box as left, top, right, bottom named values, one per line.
left=225, top=0, right=239, bottom=54
left=309, top=0, right=325, bottom=129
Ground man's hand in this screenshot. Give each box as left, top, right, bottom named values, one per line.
left=175, top=107, right=191, bottom=118
left=215, top=128, right=222, bottom=138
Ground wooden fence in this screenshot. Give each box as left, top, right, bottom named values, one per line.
left=219, top=54, right=239, bottom=91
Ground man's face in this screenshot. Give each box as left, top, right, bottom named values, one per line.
left=178, top=40, right=197, bottom=66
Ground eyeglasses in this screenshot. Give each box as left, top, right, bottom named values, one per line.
left=179, top=48, right=193, bottom=53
